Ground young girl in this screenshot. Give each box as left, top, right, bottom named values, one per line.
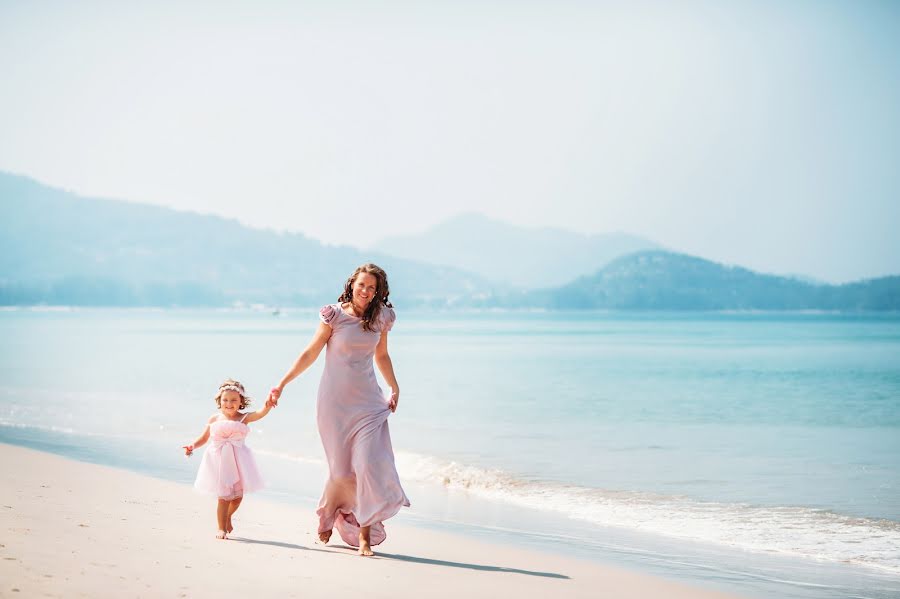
left=183, top=379, right=273, bottom=539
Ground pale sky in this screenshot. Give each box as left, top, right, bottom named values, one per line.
left=1, top=0, right=898, bottom=283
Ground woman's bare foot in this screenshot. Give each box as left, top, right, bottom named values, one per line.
left=216, top=530, right=226, bottom=540
left=318, top=530, right=332, bottom=544
left=358, top=527, right=374, bottom=556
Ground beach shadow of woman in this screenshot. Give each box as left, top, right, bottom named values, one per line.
left=371, top=551, right=571, bottom=579
left=229, top=537, right=569, bottom=579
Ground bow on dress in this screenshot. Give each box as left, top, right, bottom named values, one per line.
left=210, top=431, right=244, bottom=496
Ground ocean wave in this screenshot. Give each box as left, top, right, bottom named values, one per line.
left=0, top=419, right=152, bottom=442
left=1, top=420, right=83, bottom=436
left=394, top=451, right=900, bottom=575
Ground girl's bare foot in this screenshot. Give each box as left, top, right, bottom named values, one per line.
left=318, top=530, right=332, bottom=544
left=225, top=497, right=241, bottom=538
left=216, top=530, right=226, bottom=540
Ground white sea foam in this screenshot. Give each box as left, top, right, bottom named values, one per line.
left=394, top=451, right=900, bottom=575
left=0, top=420, right=81, bottom=436
left=0, top=420, right=140, bottom=440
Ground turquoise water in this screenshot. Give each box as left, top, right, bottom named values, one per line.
left=1, top=308, right=899, bottom=598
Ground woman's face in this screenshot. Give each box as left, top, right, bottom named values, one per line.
left=352, top=272, right=378, bottom=308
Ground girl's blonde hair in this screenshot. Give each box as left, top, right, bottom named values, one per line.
left=214, top=378, right=252, bottom=410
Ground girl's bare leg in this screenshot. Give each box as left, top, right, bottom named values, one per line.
left=226, top=497, right=242, bottom=535
left=216, top=499, right=228, bottom=539
left=358, top=525, right=373, bottom=556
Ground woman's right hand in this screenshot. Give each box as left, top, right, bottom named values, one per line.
left=269, top=386, right=282, bottom=406
left=182, top=444, right=194, bottom=457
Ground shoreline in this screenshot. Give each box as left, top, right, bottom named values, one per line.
left=0, top=442, right=743, bottom=598
left=3, top=427, right=900, bottom=599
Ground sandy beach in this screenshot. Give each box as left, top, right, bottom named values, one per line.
left=0, top=442, right=745, bottom=598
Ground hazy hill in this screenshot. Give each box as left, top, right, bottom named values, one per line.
left=537, top=251, right=900, bottom=310
left=3, top=172, right=897, bottom=310
left=0, top=172, right=495, bottom=307
left=373, top=212, right=658, bottom=288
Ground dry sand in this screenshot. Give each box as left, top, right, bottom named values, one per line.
left=0, top=443, right=743, bottom=598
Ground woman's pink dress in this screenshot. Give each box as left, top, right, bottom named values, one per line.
left=194, top=417, right=265, bottom=500
left=316, top=303, right=410, bottom=546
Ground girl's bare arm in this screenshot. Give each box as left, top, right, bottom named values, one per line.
left=242, top=401, right=273, bottom=424
left=183, top=416, right=215, bottom=455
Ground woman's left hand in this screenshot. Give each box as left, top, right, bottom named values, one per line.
left=388, top=390, right=399, bottom=413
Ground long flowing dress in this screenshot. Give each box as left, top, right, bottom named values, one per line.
left=315, top=303, right=410, bottom=546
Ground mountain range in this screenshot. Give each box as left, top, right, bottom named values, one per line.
left=2, top=171, right=897, bottom=310
left=538, top=251, right=899, bottom=311
left=0, top=172, right=494, bottom=307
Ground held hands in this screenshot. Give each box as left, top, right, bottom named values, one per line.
left=268, top=387, right=282, bottom=407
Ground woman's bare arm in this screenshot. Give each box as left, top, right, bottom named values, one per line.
left=269, top=322, right=332, bottom=403
left=374, top=332, right=400, bottom=412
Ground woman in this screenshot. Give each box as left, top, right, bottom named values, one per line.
left=269, top=263, right=409, bottom=556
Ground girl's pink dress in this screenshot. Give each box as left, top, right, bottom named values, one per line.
left=316, top=303, right=410, bottom=547
left=194, top=416, right=265, bottom=500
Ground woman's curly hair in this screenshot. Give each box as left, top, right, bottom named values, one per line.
left=338, top=263, right=393, bottom=332
left=214, top=378, right=252, bottom=410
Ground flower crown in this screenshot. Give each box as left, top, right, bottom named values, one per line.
left=219, top=383, right=246, bottom=397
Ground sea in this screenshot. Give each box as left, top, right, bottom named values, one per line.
left=1, top=307, right=898, bottom=598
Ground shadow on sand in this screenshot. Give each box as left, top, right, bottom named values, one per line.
left=229, top=537, right=570, bottom=579
left=374, top=551, right=570, bottom=579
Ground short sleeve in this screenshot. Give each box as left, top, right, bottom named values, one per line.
left=381, top=306, right=396, bottom=332
left=319, top=304, right=338, bottom=326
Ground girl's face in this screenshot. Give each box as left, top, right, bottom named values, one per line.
left=352, top=273, right=378, bottom=308
left=219, top=390, right=242, bottom=416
